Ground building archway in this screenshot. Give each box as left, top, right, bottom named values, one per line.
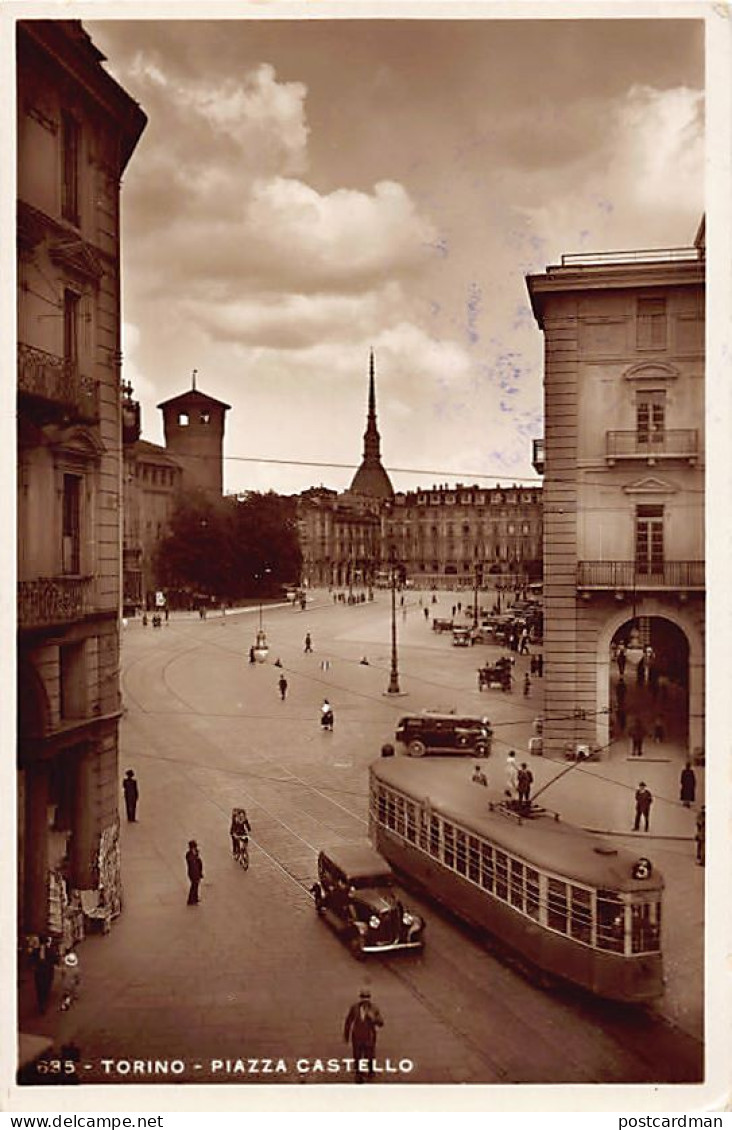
left=595, top=605, right=701, bottom=756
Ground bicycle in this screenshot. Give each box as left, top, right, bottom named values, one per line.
left=232, top=833, right=249, bottom=870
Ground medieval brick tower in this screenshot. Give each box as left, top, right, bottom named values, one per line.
left=157, top=371, right=230, bottom=498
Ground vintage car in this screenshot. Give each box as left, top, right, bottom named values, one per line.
left=311, top=844, right=425, bottom=958
left=432, top=617, right=454, bottom=633
left=478, top=657, right=513, bottom=692
left=395, top=711, right=492, bottom=757
left=452, top=627, right=473, bottom=647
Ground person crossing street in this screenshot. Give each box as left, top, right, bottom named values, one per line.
left=343, top=989, right=384, bottom=1083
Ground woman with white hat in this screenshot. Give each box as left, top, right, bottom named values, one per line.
left=60, top=951, right=81, bottom=1011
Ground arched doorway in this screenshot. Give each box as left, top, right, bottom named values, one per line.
left=609, top=617, right=690, bottom=750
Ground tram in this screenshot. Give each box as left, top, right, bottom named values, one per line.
left=369, top=758, right=664, bottom=1002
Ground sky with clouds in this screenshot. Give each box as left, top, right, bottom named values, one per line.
left=86, top=15, right=704, bottom=497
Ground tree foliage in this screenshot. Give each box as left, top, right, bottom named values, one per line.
left=155, top=490, right=302, bottom=600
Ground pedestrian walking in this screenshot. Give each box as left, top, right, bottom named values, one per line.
left=343, top=989, right=384, bottom=1083
left=523, top=672, right=531, bottom=697
left=30, top=936, right=57, bottom=1014
left=278, top=675, right=288, bottom=701
left=517, top=763, right=533, bottom=808
left=186, top=840, right=204, bottom=905
left=122, top=769, right=139, bottom=822
left=471, top=764, right=488, bottom=787
left=633, top=783, right=653, bottom=832
left=321, top=699, right=334, bottom=731
left=629, top=716, right=646, bottom=758
left=505, top=750, right=519, bottom=799
left=304, top=632, right=313, bottom=654
left=249, top=646, right=256, bottom=665
left=679, top=762, right=696, bottom=807
left=59, top=951, right=80, bottom=1011
left=423, top=607, right=429, bottom=621
left=695, top=806, right=705, bottom=865
left=616, top=643, right=627, bottom=677
left=320, top=657, right=331, bottom=671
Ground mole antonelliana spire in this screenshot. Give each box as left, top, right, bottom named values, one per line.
left=349, top=350, right=394, bottom=500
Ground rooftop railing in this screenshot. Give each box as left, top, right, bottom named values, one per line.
left=557, top=247, right=702, bottom=268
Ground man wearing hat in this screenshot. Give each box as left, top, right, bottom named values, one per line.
left=60, top=951, right=80, bottom=1011
left=343, top=988, right=384, bottom=1083
left=185, top=841, right=204, bottom=905
left=633, top=783, right=653, bottom=832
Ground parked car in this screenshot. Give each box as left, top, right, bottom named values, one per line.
left=432, top=617, right=454, bottom=633
left=395, top=711, right=492, bottom=757
left=311, top=843, right=425, bottom=958
left=452, top=627, right=473, bottom=647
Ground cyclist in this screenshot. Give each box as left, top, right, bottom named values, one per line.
left=230, top=808, right=251, bottom=859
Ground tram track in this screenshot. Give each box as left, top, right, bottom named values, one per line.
left=118, top=619, right=702, bottom=1083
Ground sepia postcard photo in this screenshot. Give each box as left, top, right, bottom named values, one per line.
left=3, top=0, right=731, bottom=1116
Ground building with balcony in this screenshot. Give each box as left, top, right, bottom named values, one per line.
left=382, top=483, right=543, bottom=589
left=526, top=222, right=704, bottom=761
left=17, top=21, right=146, bottom=940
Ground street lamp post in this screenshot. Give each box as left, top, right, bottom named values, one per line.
left=385, top=548, right=403, bottom=696
left=253, top=566, right=271, bottom=662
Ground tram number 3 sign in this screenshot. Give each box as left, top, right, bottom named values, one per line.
left=632, top=857, right=653, bottom=880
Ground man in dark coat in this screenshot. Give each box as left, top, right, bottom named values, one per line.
left=278, top=674, right=288, bottom=701
left=122, top=770, right=139, bottom=822
left=344, top=989, right=384, bottom=1083
left=517, top=764, right=534, bottom=808
left=680, top=762, right=696, bottom=808
left=633, top=783, right=653, bottom=832
left=186, top=841, right=203, bottom=905
left=629, top=716, right=645, bottom=758
left=31, top=936, right=57, bottom=1014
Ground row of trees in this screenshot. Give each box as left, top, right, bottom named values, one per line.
left=154, top=490, right=302, bottom=602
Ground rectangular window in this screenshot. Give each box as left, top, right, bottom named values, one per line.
left=637, top=296, right=667, bottom=350
left=429, top=815, right=440, bottom=858
left=386, top=791, right=396, bottom=830
left=570, top=885, right=593, bottom=945
left=526, top=867, right=540, bottom=920
left=510, top=859, right=524, bottom=910
left=547, top=878, right=568, bottom=933
left=631, top=900, right=661, bottom=954
left=495, top=851, right=508, bottom=901
left=395, top=795, right=406, bottom=838
left=59, top=641, right=86, bottom=720
left=62, top=473, right=81, bottom=574
left=480, top=843, right=494, bottom=891
left=443, top=823, right=455, bottom=869
left=63, top=289, right=79, bottom=368
left=636, top=391, right=666, bottom=446
left=635, top=505, right=664, bottom=577
left=405, top=801, right=417, bottom=844
left=597, top=891, right=626, bottom=953
left=455, top=830, right=467, bottom=876
left=61, top=112, right=80, bottom=225
left=468, top=836, right=481, bottom=883
left=377, top=787, right=386, bottom=826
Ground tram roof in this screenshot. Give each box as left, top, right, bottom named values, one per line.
left=370, top=759, right=664, bottom=893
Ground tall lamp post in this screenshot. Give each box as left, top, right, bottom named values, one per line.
left=385, top=546, right=404, bottom=696
left=253, top=566, right=271, bottom=662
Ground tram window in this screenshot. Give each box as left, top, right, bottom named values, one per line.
left=468, top=836, right=481, bottom=883
left=570, top=886, right=592, bottom=945
left=419, top=810, right=429, bottom=851
left=480, top=843, right=494, bottom=891
left=405, top=802, right=417, bottom=843
left=377, top=787, right=386, bottom=825
left=396, top=796, right=406, bottom=837
left=597, top=890, right=625, bottom=953
left=526, top=867, right=540, bottom=920
left=547, top=878, right=568, bottom=933
left=386, top=792, right=396, bottom=830
left=510, top=859, right=524, bottom=909
left=455, top=830, right=468, bottom=876
left=631, top=901, right=661, bottom=953
left=495, top=851, right=508, bottom=900
left=429, top=815, right=440, bottom=858
left=444, top=824, right=455, bottom=869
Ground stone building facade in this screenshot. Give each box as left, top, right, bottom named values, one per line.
left=16, top=21, right=145, bottom=937
left=526, top=223, right=705, bottom=761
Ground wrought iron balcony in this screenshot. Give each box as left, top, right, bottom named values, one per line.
left=18, top=343, right=99, bottom=424
left=577, top=561, right=705, bottom=591
left=18, top=576, right=92, bottom=630
left=606, top=429, right=698, bottom=465
left=532, top=438, right=545, bottom=475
